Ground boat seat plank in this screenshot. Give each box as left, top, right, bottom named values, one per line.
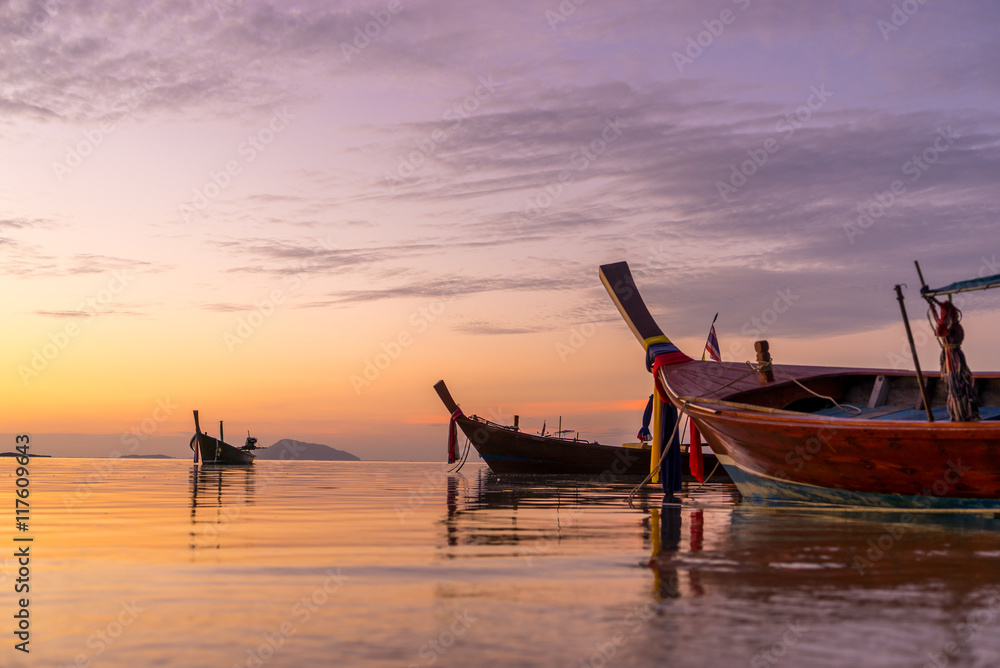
left=877, top=407, right=951, bottom=421
left=978, top=407, right=1000, bottom=421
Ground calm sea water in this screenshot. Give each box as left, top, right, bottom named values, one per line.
left=3, top=459, right=1000, bottom=667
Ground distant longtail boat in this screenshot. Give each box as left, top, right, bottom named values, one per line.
left=190, top=410, right=257, bottom=465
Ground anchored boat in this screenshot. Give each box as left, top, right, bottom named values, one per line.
left=433, top=380, right=721, bottom=479
left=600, top=260, right=1000, bottom=509
left=190, top=410, right=257, bottom=465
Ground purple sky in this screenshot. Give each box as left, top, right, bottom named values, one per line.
left=3, top=0, right=1000, bottom=458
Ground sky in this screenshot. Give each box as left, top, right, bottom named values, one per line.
left=3, top=0, right=1000, bottom=459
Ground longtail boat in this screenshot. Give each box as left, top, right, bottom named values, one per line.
left=434, top=380, right=652, bottom=477
left=190, top=410, right=257, bottom=465
left=434, top=380, right=725, bottom=479
left=599, top=261, right=1000, bottom=509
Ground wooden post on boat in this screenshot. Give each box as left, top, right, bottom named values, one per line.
left=433, top=380, right=460, bottom=413
left=894, top=284, right=934, bottom=422
left=650, top=392, right=662, bottom=484
left=755, top=341, right=774, bottom=383
left=514, top=415, right=519, bottom=431
left=192, top=410, right=201, bottom=464
left=216, top=421, right=224, bottom=461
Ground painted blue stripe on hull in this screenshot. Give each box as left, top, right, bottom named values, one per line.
left=723, top=463, right=1000, bottom=510
left=482, top=454, right=549, bottom=464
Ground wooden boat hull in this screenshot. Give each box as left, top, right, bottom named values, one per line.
left=453, top=414, right=651, bottom=477
left=191, top=432, right=255, bottom=465
left=434, top=380, right=724, bottom=480
left=668, top=364, right=1000, bottom=509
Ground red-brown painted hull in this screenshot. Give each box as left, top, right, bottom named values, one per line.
left=659, top=360, right=1000, bottom=508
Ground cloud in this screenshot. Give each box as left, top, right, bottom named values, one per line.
left=64, top=254, right=162, bottom=275
left=300, top=273, right=581, bottom=307
left=352, top=73, right=1000, bottom=338
left=7, top=0, right=997, bottom=344
left=33, top=308, right=148, bottom=318
left=452, top=320, right=543, bottom=336
left=199, top=302, right=249, bottom=313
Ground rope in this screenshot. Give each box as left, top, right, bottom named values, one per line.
left=627, top=414, right=683, bottom=508
left=926, top=299, right=980, bottom=422
left=775, top=371, right=863, bottom=415
left=692, top=459, right=722, bottom=491
left=690, top=364, right=758, bottom=399
left=447, top=437, right=472, bottom=473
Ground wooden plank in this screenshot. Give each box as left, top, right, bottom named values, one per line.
left=868, top=375, right=890, bottom=408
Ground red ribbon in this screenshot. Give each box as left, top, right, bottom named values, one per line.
left=651, top=352, right=687, bottom=402
left=447, top=408, right=463, bottom=464
left=689, top=421, right=704, bottom=483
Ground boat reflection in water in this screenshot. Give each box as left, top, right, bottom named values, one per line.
left=647, top=504, right=707, bottom=600
left=188, top=464, right=257, bottom=551
left=440, top=468, right=730, bottom=600
left=437, top=467, right=1000, bottom=666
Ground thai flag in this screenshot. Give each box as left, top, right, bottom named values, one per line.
left=703, top=313, right=721, bottom=362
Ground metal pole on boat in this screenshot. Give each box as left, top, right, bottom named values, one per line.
left=894, top=284, right=934, bottom=422
left=650, top=393, right=662, bottom=484
left=914, top=260, right=928, bottom=292
left=216, top=421, right=223, bottom=461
